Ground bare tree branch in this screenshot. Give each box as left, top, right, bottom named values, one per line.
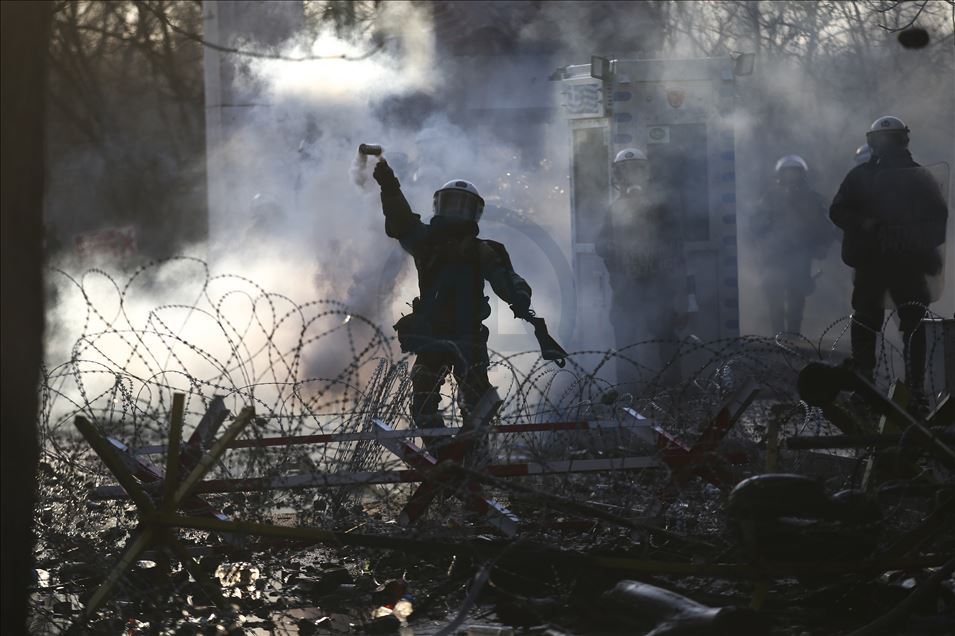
left=877, top=0, right=929, bottom=31
left=139, top=0, right=385, bottom=62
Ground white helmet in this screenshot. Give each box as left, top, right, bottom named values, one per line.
left=774, top=154, right=808, bottom=173
left=866, top=115, right=910, bottom=150
left=854, top=144, right=872, bottom=165
left=612, top=148, right=649, bottom=190
left=614, top=148, right=648, bottom=164
left=433, top=179, right=485, bottom=223
left=868, top=115, right=909, bottom=135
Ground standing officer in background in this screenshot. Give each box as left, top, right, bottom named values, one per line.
left=830, top=116, right=948, bottom=414
left=749, top=155, right=833, bottom=335
left=596, top=148, right=695, bottom=389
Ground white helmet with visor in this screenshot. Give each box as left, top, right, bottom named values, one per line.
left=774, top=154, right=809, bottom=173
left=612, top=147, right=649, bottom=190
left=433, top=180, right=485, bottom=223
left=866, top=115, right=910, bottom=153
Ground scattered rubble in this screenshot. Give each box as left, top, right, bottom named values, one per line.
left=29, top=262, right=955, bottom=634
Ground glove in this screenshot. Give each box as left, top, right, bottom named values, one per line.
left=510, top=290, right=531, bottom=318
left=373, top=159, right=400, bottom=192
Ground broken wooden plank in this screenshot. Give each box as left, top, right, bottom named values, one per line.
left=160, top=393, right=185, bottom=514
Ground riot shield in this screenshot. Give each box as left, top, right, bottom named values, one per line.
left=923, top=162, right=950, bottom=303
left=871, top=162, right=951, bottom=307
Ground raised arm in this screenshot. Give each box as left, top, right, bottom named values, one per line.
left=373, top=159, right=427, bottom=255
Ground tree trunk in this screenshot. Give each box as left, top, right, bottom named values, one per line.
left=1, top=1, right=52, bottom=633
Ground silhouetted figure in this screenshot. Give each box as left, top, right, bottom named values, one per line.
left=750, top=155, right=833, bottom=335
left=373, top=159, right=534, bottom=451
left=596, top=148, right=693, bottom=389
left=830, top=116, right=948, bottom=413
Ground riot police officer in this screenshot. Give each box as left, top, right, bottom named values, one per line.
left=749, top=155, right=833, bottom=335
left=372, top=158, right=537, bottom=451
left=830, top=116, right=948, bottom=412
left=596, top=148, right=692, bottom=389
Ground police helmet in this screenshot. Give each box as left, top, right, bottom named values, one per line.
left=868, top=115, right=909, bottom=134
left=774, top=155, right=809, bottom=173
left=866, top=115, right=910, bottom=150
left=433, top=180, right=485, bottom=223
left=612, top=148, right=649, bottom=189
left=854, top=144, right=872, bottom=165
left=614, top=148, right=648, bottom=164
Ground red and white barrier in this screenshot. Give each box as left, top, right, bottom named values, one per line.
left=91, top=455, right=662, bottom=499
left=131, top=418, right=655, bottom=456
left=91, top=381, right=758, bottom=536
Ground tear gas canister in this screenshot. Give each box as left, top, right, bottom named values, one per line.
left=358, top=143, right=383, bottom=156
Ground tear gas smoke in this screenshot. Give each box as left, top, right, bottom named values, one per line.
left=44, top=1, right=573, bottom=416
left=351, top=151, right=371, bottom=188
left=44, top=1, right=954, bottom=408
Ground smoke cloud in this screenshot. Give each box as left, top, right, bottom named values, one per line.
left=45, top=1, right=955, bottom=413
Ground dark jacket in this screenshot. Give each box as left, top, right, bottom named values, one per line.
left=595, top=187, right=688, bottom=311
left=830, top=149, right=948, bottom=271
left=750, top=182, right=833, bottom=268
left=380, top=184, right=531, bottom=339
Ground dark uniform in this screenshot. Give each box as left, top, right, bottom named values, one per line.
left=596, top=186, right=688, bottom=387
left=750, top=181, right=832, bottom=334
left=376, top=164, right=531, bottom=445
left=830, top=148, right=948, bottom=393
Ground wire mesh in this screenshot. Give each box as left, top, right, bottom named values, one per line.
left=29, top=257, right=950, bottom=634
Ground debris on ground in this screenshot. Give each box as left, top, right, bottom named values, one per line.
left=29, top=262, right=955, bottom=635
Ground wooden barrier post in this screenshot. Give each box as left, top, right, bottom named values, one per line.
left=72, top=400, right=254, bottom=621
